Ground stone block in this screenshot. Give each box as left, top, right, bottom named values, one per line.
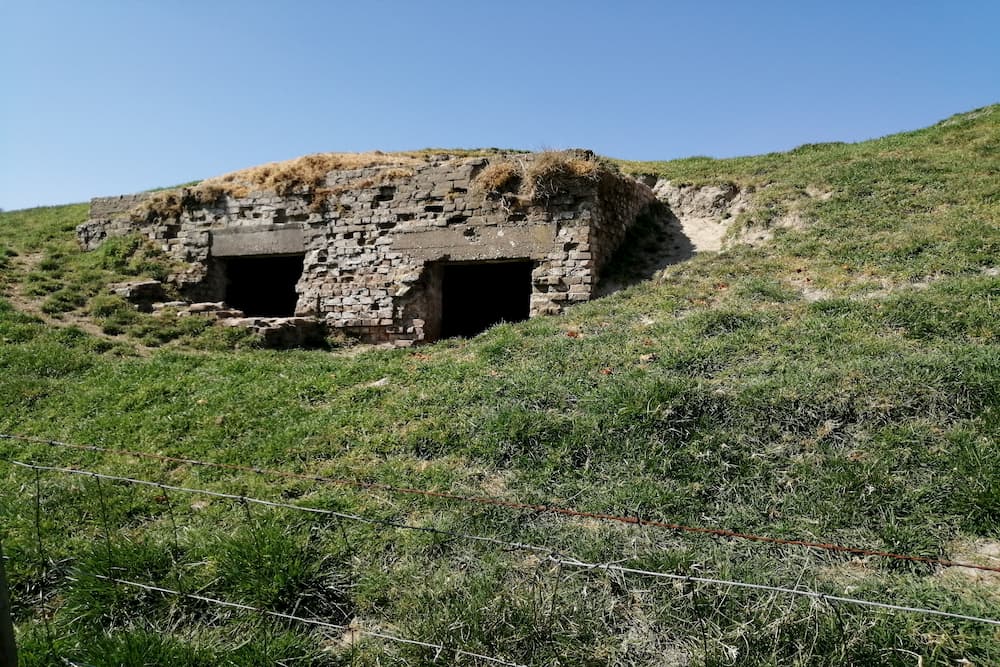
left=153, top=301, right=189, bottom=311
left=109, top=280, right=166, bottom=310
left=187, top=302, right=226, bottom=312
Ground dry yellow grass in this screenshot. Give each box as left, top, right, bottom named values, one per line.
left=524, top=150, right=601, bottom=199
left=132, top=149, right=610, bottom=221
left=473, top=150, right=609, bottom=201
left=473, top=162, right=522, bottom=195
left=208, top=152, right=425, bottom=196
left=130, top=184, right=229, bottom=222
left=133, top=153, right=428, bottom=221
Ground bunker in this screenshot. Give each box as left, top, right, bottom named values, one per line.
left=78, top=150, right=660, bottom=345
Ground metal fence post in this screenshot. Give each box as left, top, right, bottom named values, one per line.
left=0, top=540, right=17, bottom=667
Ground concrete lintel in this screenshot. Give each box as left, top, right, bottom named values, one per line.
left=391, top=224, right=555, bottom=261
left=211, top=226, right=305, bottom=257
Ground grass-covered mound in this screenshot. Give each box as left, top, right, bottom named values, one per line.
left=0, top=106, right=997, bottom=666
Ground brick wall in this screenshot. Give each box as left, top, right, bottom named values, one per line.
left=79, top=152, right=657, bottom=344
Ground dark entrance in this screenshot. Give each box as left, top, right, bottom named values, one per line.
left=223, top=254, right=304, bottom=317
left=440, top=261, right=533, bottom=338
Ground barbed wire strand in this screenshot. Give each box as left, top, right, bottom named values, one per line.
left=5, top=460, right=552, bottom=556
left=69, top=574, right=526, bottom=667
left=10, top=459, right=1000, bottom=628
left=549, top=556, right=1000, bottom=627
left=4, top=432, right=999, bottom=575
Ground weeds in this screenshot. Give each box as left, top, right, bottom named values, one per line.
left=523, top=150, right=601, bottom=200
left=473, top=150, right=612, bottom=205
left=207, top=152, right=425, bottom=197
left=474, top=161, right=522, bottom=195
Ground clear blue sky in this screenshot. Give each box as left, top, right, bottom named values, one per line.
left=2, top=1, right=997, bottom=210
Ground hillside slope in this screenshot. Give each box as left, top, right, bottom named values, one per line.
left=1, top=106, right=998, bottom=666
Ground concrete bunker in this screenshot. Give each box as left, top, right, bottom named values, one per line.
left=78, top=150, right=662, bottom=347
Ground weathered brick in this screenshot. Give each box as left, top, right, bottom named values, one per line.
left=79, top=150, right=658, bottom=345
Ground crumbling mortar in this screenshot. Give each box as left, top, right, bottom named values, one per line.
left=80, top=151, right=654, bottom=345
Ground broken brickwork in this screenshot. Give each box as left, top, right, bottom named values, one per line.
left=79, top=151, right=658, bottom=344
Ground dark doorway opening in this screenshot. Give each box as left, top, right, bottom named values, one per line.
left=440, top=260, right=533, bottom=338
left=223, top=254, right=304, bottom=317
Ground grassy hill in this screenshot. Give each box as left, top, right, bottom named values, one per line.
left=1, top=106, right=997, bottom=666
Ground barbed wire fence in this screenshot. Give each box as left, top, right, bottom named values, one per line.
left=8, top=433, right=1000, bottom=575
left=5, top=460, right=532, bottom=666
left=2, top=432, right=999, bottom=666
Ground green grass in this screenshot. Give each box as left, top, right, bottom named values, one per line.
left=1, top=105, right=998, bottom=665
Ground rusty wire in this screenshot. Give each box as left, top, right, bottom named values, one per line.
left=4, top=432, right=1000, bottom=574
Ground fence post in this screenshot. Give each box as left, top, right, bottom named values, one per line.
left=0, top=539, right=17, bottom=667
